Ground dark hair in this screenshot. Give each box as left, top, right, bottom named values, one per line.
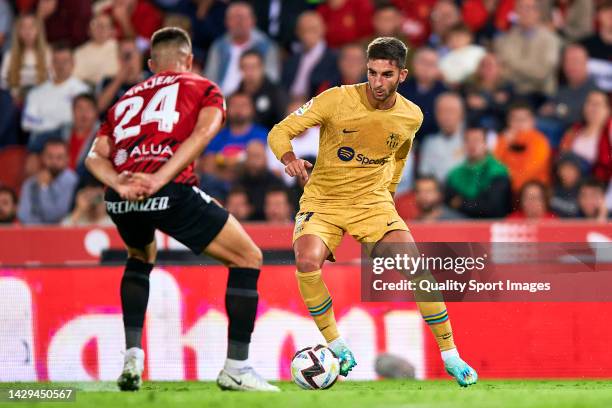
left=0, top=186, right=17, bottom=204
left=151, top=27, right=192, bottom=51
left=519, top=180, right=549, bottom=200
left=240, top=48, right=264, bottom=63
left=265, top=185, right=290, bottom=199
left=415, top=175, right=442, bottom=192
left=447, top=23, right=472, bottom=36
left=228, top=185, right=249, bottom=197
left=72, top=93, right=97, bottom=110
left=507, top=100, right=534, bottom=115
left=366, top=37, right=408, bottom=69
left=375, top=2, right=400, bottom=13
left=51, top=41, right=72, bottom=54
left=42, top=137, right=67, bottom=152
left=597, top=0, right=612, bottom=11
left=579, top=178, right=606, bottom=193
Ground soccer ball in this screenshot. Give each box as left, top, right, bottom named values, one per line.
left=291, top=344, right=340, bottom=390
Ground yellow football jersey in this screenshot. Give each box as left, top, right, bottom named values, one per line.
left=268, top=83, right=423, bottom=209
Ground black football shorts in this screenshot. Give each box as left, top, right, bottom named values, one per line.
left=105, top=182, right=229, bottom=254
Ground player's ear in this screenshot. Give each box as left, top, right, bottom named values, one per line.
left=147, top=58, right=155, bottom=73
left=186, top=53, right=193, bottom=72
left=399, top=68, right=409, bottom=83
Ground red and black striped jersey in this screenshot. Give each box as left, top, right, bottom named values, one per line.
left=97, top=71, right=225, bottom=186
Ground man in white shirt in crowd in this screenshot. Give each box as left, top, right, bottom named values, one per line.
left=22, top=42, right=89, bottom=149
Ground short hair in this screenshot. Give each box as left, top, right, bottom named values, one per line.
left=240, top=48, right=264, bottom=63
left=265, top=186, right=290, bottom=199
left=72, top=93, right=97, bottom=110
left=579, top=178, right=606, bottom=193
left=375, top=2, right=400, bottom=13
left=151, top=26, right=192, bottom=52
left=366, top=37, right=408, bottom=69
left=228, top=185, right=249, bottom=198
left=51, top=41, right=72, bottom=54
left=415, top=175, right=442, bottom=191
left=42, top=137, right=67, bottom=152
left=598, top=0, right=612, bottom=12
left=508, top=100, right=534, bottom=115
left=0, top=186, right=17, bottom=204
left=447, top=23, right=472, bottom=37
left=465, top=126, right=487, bottom=140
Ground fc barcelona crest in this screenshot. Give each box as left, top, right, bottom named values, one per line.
left=386, top=133, right=399, bottom=149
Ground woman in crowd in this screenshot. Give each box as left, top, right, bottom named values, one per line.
left=559, top=90, right=610, bottom=172
left=0, top=14, right=50, bottom=104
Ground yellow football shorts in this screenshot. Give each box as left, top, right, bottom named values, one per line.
left=293, top=200, right=409, bottom=260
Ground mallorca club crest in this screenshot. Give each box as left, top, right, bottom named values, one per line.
left=386, top=133, right=400, bottom=149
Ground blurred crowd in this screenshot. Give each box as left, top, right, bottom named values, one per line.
left=0, top=0, right=610, bottom=227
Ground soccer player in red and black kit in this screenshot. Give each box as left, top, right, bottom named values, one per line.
left=85, top=27, right=278, bottom=392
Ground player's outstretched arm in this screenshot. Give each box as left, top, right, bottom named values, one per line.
left=85, top=136, right=144, bottom=201
left=134, top=106, right=224, bottom=197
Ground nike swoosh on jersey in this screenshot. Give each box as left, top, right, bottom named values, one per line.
left=387, top=220, right=398, bottom=226
left=342, top=129, right=358, bottom=133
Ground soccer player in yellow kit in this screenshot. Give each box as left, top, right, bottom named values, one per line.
left=268, top=37, right=477, bottom=387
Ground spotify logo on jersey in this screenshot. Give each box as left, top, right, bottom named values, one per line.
left=337, top=146, right=355, bottom=161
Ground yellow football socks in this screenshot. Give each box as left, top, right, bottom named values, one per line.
left=417, top=301, right=456, bottom=351
left=296, top=269, right=340, bottom=343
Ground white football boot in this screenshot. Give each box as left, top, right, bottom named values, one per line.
left=117, top=347, right=145, bottom=391
left=217, top=367, right=280, bottom=392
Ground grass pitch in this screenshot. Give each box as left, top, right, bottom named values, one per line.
left=2, top=380, right=612, bottom=408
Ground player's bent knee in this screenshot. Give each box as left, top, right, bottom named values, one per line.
left=235, top=246, right=262, bottom=269
left=295, top=256, right=324, bottom=273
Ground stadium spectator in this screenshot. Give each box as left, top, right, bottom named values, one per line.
left=414, top=175, right=464, bottom=221
left=282, top=11, right=337, bottom=100
left=36, top=0, right=92, bottom=48
left=370, top=3, right=411, bottom=51
left=462, top=53, right=514, bottom=131
left=507, top=180, right=556, bottom=220
left=577, top=178, right=609, bottom=221
left=397, top=47, right=447, bottom=138
left=539, top=44, right=599, bottom=136
left=101, top=0, right=163, bottom=50
left=0, top=14, right=50, bottom=102
left=559, top=90, right=611, bottom=171
left=205, top=1, right=280, bottom=95
left=391, top=0, right=438, bottom=47
left=550, top=152, right=583, bottom=217
left=494, top=0, right=562, bottom=105
left=172, top=0, right=227, bottom=54
left=0, top=0, right=13, bottom=55
left=439, top=23, right=486, bottom=86
left=0, top=88, right=18, bottom=147
left=22, top=43, right=89, bottom=148
left=249, top=0, right=311, bottom=51
left=543, top=0, right=594, bottom=42
left=267, top=100, right=319, bottom=187
left=73, top=13, right=119, bottom=86
left=204, top=92, right=268, bottom=168
left=17, top=138, right=78, bottom=224
left=316, top=0, right=374, bottom=48
left=238, top=140, right=283, bottom=221
left=237, top=49, right=288, bottom=130
left=264, top=187, right=293, bottom=223
left=0, top=186, right=17, bottom=224
left=225, top=186, right=253, bottom=222
left=494, top=102, right=552, bottom=193
left=427, top=0, right=461, bottom=54
left=593, top=117, right=612, bottom=185
left=61, top=181, right=112, bottom=226
left=580, top=1, right=612, bottom=92
left=445, top=126, right=511, bottom=218
left=97, top=38, right=146, bottom=113
left=419, top=92, right=466, bottom=183
left=461, top=0, right=514, bottom=42
left=311, top=42, right=366, bottom=96
left=67, top=93, right=99, bottom=171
